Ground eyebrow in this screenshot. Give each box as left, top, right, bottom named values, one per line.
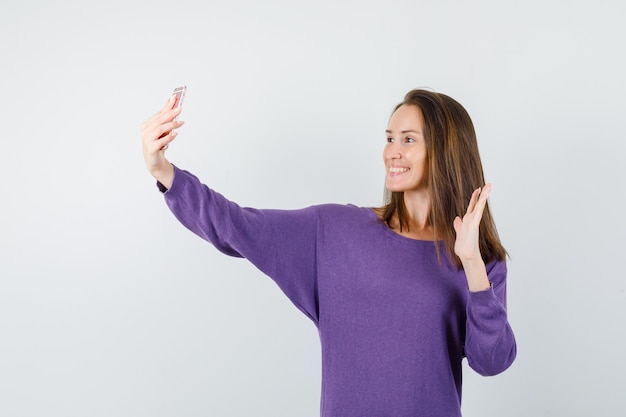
left=385, top=129, right=421, bottom=134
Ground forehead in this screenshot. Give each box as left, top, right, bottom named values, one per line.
left=388, top=104, right=424, bottom=130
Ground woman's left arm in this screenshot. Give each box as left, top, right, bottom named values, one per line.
left=453, top=184, right=517, bottom=375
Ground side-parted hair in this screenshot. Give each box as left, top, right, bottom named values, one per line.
left=380, top=89, right=507, bottom=269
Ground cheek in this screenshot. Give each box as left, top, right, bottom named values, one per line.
left=410, top=148, right=427, bottom=165
left=408, top=153, right=427, bottom=177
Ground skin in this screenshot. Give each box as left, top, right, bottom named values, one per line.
left=141, top=100, right=491, bottom=292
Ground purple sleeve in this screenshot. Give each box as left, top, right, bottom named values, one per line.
left=464, top=259, right=517, bottom=376
left=161, top=166, right=319, bottom=324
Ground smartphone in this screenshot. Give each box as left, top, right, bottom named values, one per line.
left=172, top=85, right=187, bottom=109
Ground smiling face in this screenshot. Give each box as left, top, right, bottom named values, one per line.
left=384, top=104, right=428, bottom=194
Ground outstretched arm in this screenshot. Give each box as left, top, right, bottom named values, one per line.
left=139, top=97, right=319, bottom=324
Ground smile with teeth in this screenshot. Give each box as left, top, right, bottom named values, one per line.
left=389, top=167, right=409, bottom=173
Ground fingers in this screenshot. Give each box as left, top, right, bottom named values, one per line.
left=466, top=184, right=492, bottom=211
left=143, top=121, right=184, bottom=150
left=475, top=183, right=492, bottom=211
left=152, top=131, right=177, bottom=153
left=464, top=187, right=480, bottom=216
left=142, top=112, right=184, bottom=142
left=141, top=100, right=182, bottom=131
left=155, top=120, right=184, bottom=139
left=462, top=183, right=493, bottom=225
left=467, top=183, right=492, bottom=224
left=141, top=102, right=177, bottom=131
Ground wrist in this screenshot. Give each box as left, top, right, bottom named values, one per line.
left=151, top=163, right=175, bottom=190
left=462, top=257, right=490, bottom=292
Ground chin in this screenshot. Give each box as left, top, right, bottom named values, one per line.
left=385, top=184, right=405, bottom=193
left=386, top=182, right=426, bottom=194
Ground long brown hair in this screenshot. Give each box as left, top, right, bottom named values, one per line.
left=379, top=89, right=507, bottom=268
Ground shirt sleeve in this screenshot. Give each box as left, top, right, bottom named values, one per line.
left=464, top=259, right=517, bottom=376
left=161, top=165, right=319, bottom=325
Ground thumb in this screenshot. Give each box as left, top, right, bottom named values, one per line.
left=453, top=216, right=462, bottom=235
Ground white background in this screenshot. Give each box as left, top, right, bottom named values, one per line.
left=1, top=0, right=625, bottom=416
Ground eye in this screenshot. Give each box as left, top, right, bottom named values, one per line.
left=405, top=137, right=415, bottom=143
left=386, top=137, right=394, bottom=143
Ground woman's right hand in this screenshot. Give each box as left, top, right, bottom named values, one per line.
left=140, top=96, right=185, bottom=189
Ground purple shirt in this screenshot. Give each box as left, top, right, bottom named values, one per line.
left=161, top=166, right=516, bottom=417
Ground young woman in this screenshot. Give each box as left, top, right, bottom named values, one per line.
left=140, top=89, right=517, bottom=416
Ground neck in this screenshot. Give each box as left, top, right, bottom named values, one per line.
left=403, top=189, right=431, bottom=227
left=394, top=189, right=435, bottom=240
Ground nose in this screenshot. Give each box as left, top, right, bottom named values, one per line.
left=384, top=141, right=402, bottom=161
